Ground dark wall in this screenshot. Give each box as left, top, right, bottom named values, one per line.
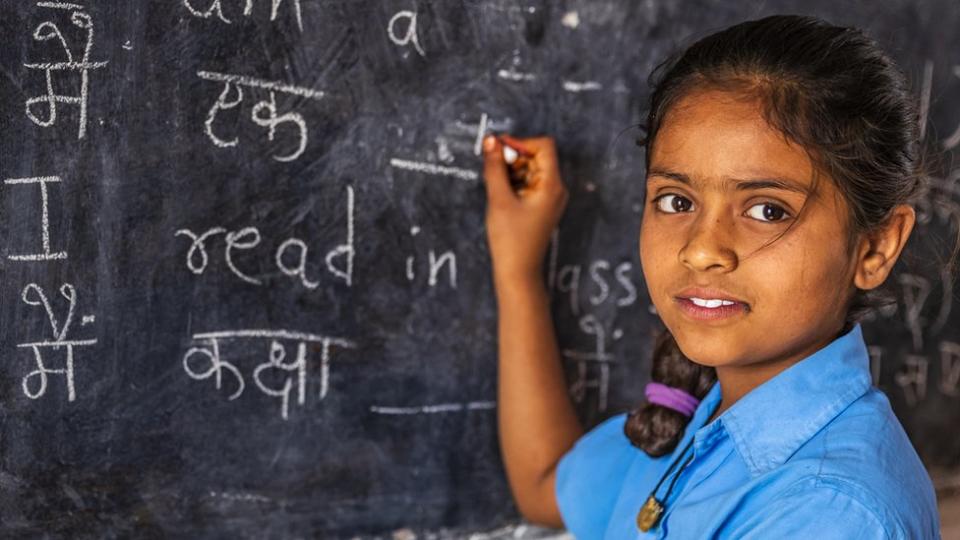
left=0, top=1, right=957, bottom=537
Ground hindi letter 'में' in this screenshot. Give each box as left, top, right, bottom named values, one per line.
left=24, top=3, right=108, bottom=139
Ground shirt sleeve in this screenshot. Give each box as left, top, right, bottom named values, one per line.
left=720, top=478, right=901, bottom=540
left=554, top=413, right=636, bottom=540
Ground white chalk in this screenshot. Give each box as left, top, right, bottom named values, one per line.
left=502, top=144, right=518, bottom=164
left=389, top=158, right=478, bottom=181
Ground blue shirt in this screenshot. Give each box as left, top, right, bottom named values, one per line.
left=555, top=323, right=941, bottom=539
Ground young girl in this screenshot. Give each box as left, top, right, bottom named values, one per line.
left=481, top=14, right=956, bottom=539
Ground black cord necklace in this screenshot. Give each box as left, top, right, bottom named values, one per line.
left=636, top=436, right=697, bottom=532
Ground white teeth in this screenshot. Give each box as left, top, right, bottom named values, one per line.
left=690, top=297, right=736, bottom=308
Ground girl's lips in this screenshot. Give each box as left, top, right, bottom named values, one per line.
left=675, top=297, right=749, bottom=321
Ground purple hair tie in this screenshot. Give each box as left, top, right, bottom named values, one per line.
left=645, top=382, right=700, bottom=417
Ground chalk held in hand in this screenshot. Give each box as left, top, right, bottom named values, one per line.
left=502, top=144, right=519, bottom=164
left=491, top=134, right=535, bottom=188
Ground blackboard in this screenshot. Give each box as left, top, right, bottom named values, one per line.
left=0, top=1, right=958, bottom=537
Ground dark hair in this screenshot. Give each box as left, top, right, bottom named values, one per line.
left=624, top=14, right=960, bottom=456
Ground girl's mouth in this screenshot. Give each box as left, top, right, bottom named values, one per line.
left=675, top=297, right=749, bottom=321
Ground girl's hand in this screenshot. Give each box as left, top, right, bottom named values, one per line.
left=482, top=134, right=569, bottom=286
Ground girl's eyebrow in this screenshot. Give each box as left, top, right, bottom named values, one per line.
left=647, top=167, right=811, bottom=195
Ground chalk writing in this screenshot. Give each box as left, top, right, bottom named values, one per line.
left=176, top=186, right=355, bottom=288
left=276, top=238, right=318, bottom=289
left=939, top=341, right=960, bottom=397
left=898, top=273, right=931, bottom=351
left=895, top=268, right=955, bottom=352
left=224, top=227, right=262, bottom=285
left=868, top=339, right=960, bottom=406
left=207, top=490, right=271, bottom=503
left=428, top=251, right=456, bottom=288
left=930, top=267, right=954, bottom=336
left=36, top=2, right=86, bottom=9
left=435, top=136, right=454, bottom=163
left=389, top=158, right=478, bottom=181
left=198, top=70, right=324, bottom=161
left=183, top=338, right=243, bottom=399
left=474, top=112, right=488, bottom=156
left=404, top=226, right=457, bottom=289
left=545, top=230, right=640, bottom=414
left=369, top=401, right=496, bottom=415
left=562, top=80, right=603, bottom=93
left=183, top=0, right=302, bottom=31
left=183, top=0, right=228, bottom=21
left=918, top=165, right=960, bottom=235
left=556, top=265, right=581, bottom=314
left=3, top=176, right=67, bottom=261
left=429, top=113, right=506, bottom=164
left=25, top=2, right=108, bottom=139
left=547, top=229, right=559, bottom=293
left=562, top=315, right=615, bottom=412
left=588, top=261, right=610, bottom=305
left=555, top=260, right=637, bottom=315
left=175, top=226, right=226, bottom=274
left=548, top=229, right=639, bottom=313
left=894, top=354, right=928, bottom=406
left=327, top=185, right=355, bottom=287
left=387, top=10, right=424, bottom=57
left=917, top=192, right=960, bottom=356
left=17, top=283, right=97, bottom=402
left=250, top=91, right=308, bottom=162
left=183, top=329, right=355, bottom=419
left=253, top=340, right=308, bottom=420
left=497, top=69, right=536, bottom=82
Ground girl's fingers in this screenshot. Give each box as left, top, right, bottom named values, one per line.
left=498, top=134, right=535, bottom=157
left=498, top=135, right=560, bottom=190
left=482, top=135, right=515, bottom=206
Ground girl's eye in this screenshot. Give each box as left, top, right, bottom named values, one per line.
left=745, top=202, right=790, bottom=223
left=653, top=194, right=694, bottom=214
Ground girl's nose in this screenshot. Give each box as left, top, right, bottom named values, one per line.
left=679, top=215, right=738, bottom=273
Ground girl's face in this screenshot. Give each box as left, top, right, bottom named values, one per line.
left=639, top=89, right=858, bottom=370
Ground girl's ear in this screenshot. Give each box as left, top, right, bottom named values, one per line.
left=853, top=204, right=917, bottom=290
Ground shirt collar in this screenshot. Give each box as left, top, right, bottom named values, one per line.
left=695, top=323, right=872, bottom=477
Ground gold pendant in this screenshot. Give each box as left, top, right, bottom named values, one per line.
left=637, top=495, right=664, bottom=532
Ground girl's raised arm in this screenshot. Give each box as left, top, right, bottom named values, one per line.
left=481, top=134, right=582, bottom=528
